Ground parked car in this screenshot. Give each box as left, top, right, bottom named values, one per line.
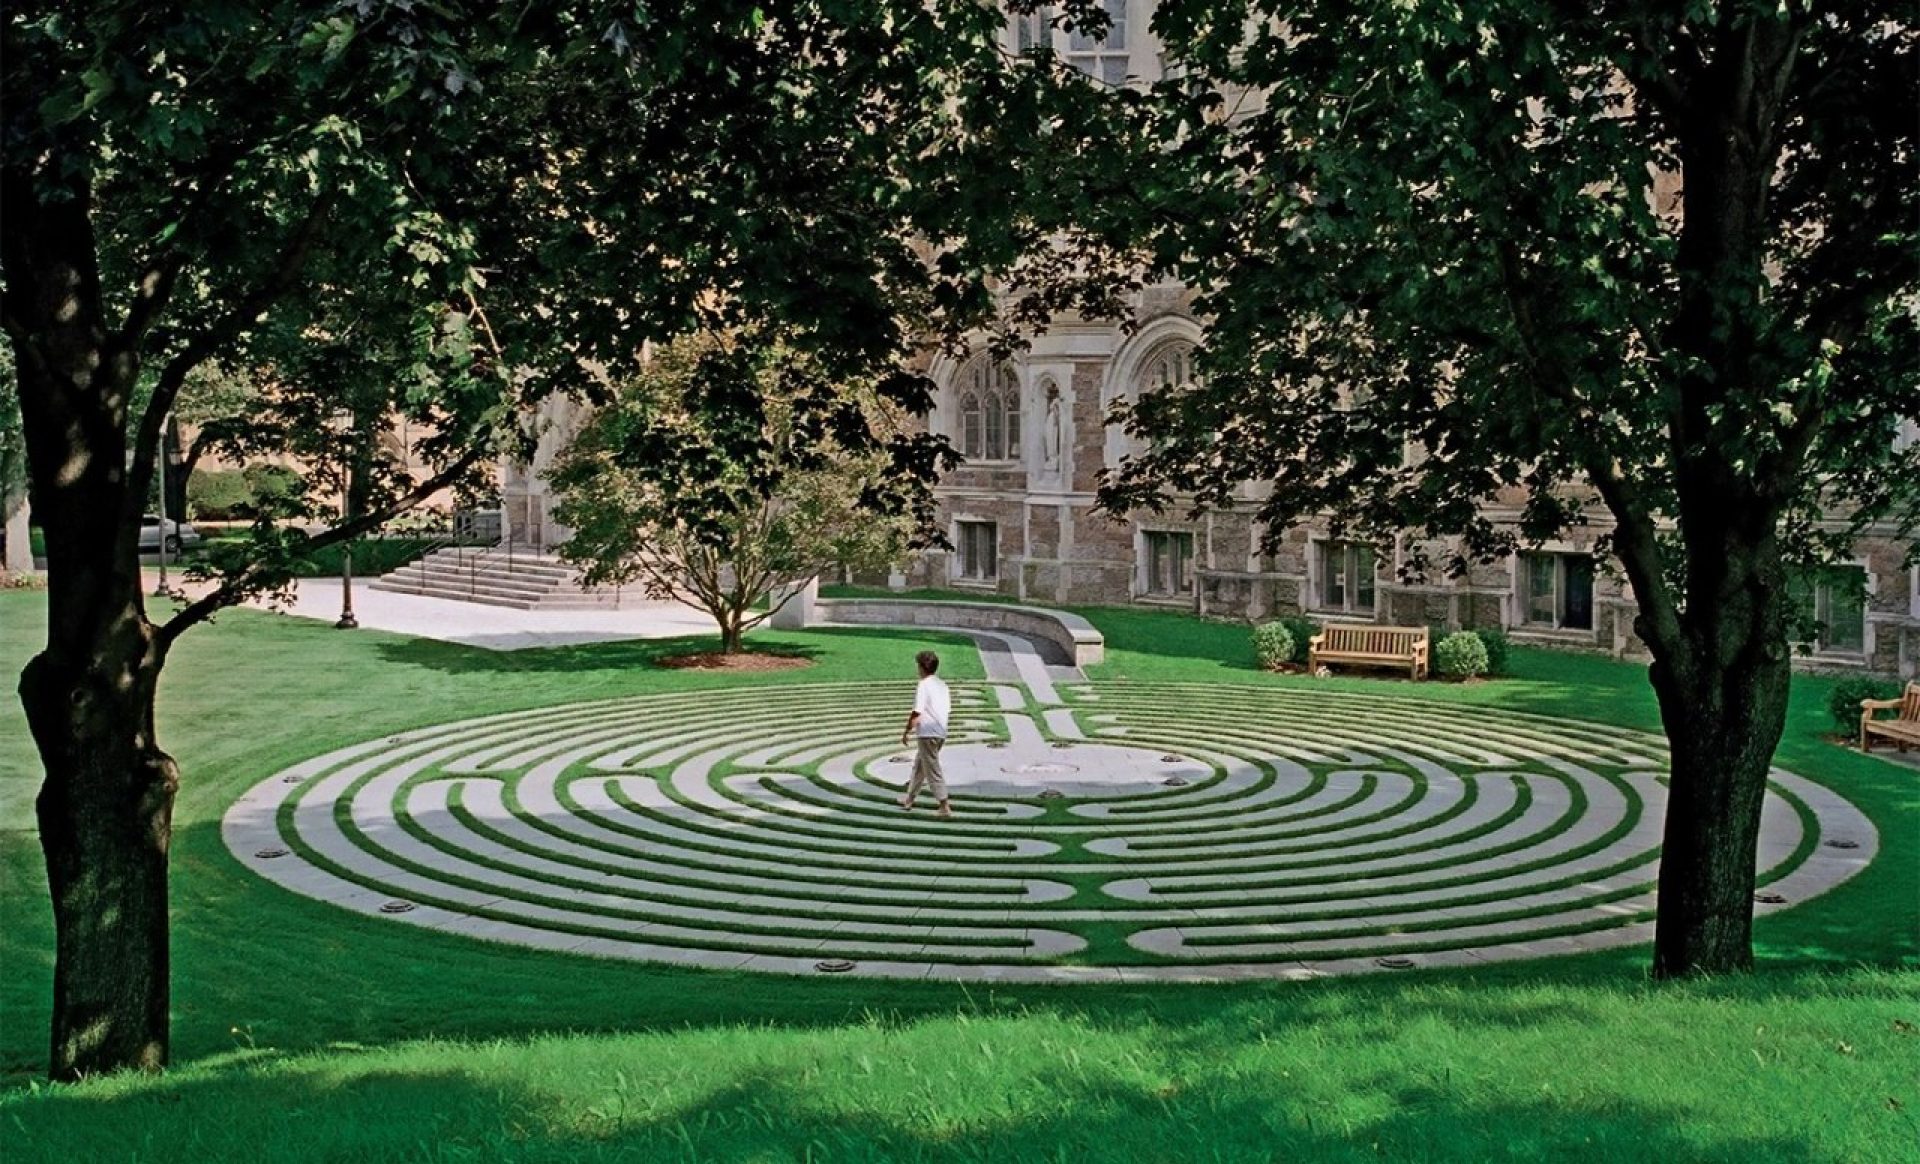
left=139, top=514, right=202, bottom=555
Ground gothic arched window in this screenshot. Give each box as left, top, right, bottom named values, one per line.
left=1138, top=341, right=1197, bottom=452
left=958, top=391, right=984, bottom=460
left=1143, top=342, right=1195, bottom=395
left=956, top=355, right=1022, bottom=462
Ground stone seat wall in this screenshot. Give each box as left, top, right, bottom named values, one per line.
left=815, top=598, right=1104, bottom=668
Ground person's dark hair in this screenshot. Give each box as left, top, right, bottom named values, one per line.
left=916, top=650, right=939, bottom=676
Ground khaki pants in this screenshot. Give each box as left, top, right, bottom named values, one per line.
left=907, top=735, right=947, bottom=802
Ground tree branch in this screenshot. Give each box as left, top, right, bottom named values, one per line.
left=125, top=196, right=334, bottom=530
left=1623, top=11, right=1696, bottom=128
left=1761, top=205, right=1911, bottom=499
left=155, top=442, right=487, bottom=650
left=1584, top=457, right=1685, bottom=662
left=115, top=150, right=248, bottom=349
left=116, top=252, right=191, bottom=358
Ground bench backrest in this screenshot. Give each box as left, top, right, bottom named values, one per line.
left=1903, top=683, right=1920, bottom=723
left=1320, top=625, right=1429, bottom=655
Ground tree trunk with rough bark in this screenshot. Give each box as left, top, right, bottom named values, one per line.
left=6, top=166, right=180, bottom=1077
left=1646, top=642, right=1792, bottom=977
left=1639, top=508, right=1795, bottom=977
left=12, top=346, right=179, bottom=1078
left=1633, top=16, right=1803, bottom=978
left=22, top=630, right=177, bottom=1080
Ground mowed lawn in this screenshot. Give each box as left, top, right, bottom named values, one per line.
left=0, top=589, right=1915, bottom=1163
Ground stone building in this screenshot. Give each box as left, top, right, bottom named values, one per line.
left=499, top=394, right=591, bottom=554
left=484, top=3, right=1914, bottom=678
left=886, top=3, right=1920, bottom=679
left=903, top=281, right=1920, bottom=678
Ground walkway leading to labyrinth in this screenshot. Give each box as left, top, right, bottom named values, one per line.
left=225, top=632, right=1878, bottom=981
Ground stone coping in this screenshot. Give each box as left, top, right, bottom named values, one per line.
left=816, top=598, right=1104, bottom=667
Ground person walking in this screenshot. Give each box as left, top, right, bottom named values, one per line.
left=899, top=650, right=952, bottom=818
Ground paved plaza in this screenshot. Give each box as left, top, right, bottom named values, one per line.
left=146, top=570, right=719, bottom=650
left=222, top=627, right=1880, bottom=982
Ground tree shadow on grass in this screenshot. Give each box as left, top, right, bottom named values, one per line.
left=0, top=1047, right=1831, bottom=1164
left=72, top=808, right=1920, bottom=1064
left=367, top=626, right=978, bottom=678
left=367, top=633, right=809, bottom=676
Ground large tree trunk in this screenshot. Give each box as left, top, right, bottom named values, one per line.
left=1646, top=642, right=1792, bottom=977
left=13, top=345, right=178, bottom=1076
left=5, top=153, right=178, bottom=1075
left=1642, top=529, right=1794, bottom=977
left=1634, top=12, right=1804, bottom=979
left=21, top=623, right=176, bottom=1080
left=12, top=334, right=178, bottom=1077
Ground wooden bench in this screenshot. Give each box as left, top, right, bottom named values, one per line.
left=1309, top=624, right=1430, bottom=681
left=1860, top=681, right=1920, bottom=754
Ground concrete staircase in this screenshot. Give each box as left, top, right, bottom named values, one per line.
left=369, top=546, right=631, bottom=610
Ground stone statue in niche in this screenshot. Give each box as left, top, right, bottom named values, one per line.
left=1041, top=382, right=1064, bottom=471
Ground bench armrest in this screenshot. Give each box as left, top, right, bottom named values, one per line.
left=1308, top=633, right=1326, bottom=648
left=1859, top=697, right=1905, bottom=712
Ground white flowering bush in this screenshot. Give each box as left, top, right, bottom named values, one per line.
left=1252, top=622, right=1295, bottom=671
left=1434, top=630, right=1491, bottom=679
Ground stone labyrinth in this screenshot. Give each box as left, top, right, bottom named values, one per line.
left=226, top=666, right=1877, bottom=981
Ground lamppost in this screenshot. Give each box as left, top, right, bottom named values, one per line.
left=331, top=409, right=358, bottom=629
left=152, top=411, right=171, bottom=598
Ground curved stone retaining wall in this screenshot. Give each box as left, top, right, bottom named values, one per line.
left=816, top=598, right=1104, bottom=668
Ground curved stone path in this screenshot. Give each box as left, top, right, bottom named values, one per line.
left=224, top=638, right=1878, bottom=982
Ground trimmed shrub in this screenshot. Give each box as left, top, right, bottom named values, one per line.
left=185, top=468, right=252, bottom=520
left=1434, top=630, right=1490, bottom=680
left=1828, top=676, right=1902, bottom=736
left=1252, top=622, right=1296, bottom=671
left=1473, top=627, right=1512, bottom=677
left=242, top=462, right=305, bottom=514
left=1280, top=616, right=1317, bottom=664
left=187, top=462, right=307, bottom=520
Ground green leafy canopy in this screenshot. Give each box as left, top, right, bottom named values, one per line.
left=550, top=330, right=918, bottom=648
left=1102, top=2, right=1918, bottom=606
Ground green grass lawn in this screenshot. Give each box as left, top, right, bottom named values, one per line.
left=1, top=590, right=1915, bottom=1162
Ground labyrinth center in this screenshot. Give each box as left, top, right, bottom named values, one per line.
left=224, top=678, right=1877, bottom=981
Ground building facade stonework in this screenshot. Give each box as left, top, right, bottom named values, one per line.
left=905, top=289, right=1920, bottom=680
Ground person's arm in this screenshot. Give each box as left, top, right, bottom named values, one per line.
left=901, top=710, right=919, bottom=747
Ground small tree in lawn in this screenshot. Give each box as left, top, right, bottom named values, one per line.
left=551, top=333, right=919, bottom=655
left=1103, top=2, right=1918, bottom=976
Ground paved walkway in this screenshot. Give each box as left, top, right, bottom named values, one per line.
left=142, top=569, right=1104, bottom=661
left=823, top=620, right=1084, bottom=703
left=144, top=570, right=719, bottom=651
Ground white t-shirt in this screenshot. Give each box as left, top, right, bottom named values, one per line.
left=913, top=675, right=951, bottom=739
